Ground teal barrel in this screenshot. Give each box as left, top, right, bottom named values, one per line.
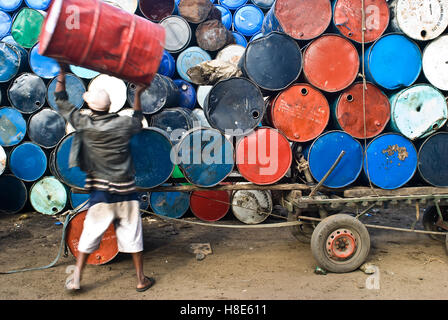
left=30, top=176, right=68, bottom=215
left=11, top=8, right=44, bottom=49
left=0, top=174, right=27, bottom=214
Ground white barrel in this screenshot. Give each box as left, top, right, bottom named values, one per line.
left=160, top=15, right=192, bottom=53
left=389, top=0, right=448, bottom=41
left=216, top=44, right=246, bottom=65
left=423, top=35, right=448, bottom=91
left=102, top=0, right=138, bottom=13
left=191, top=108, right=211, bottom=128
left=0, top=146, right=6, bottom=175
left=196, top=85, right=213, bottom=109
left=118, top=108, right=149, bottom=127
left=231, top=189, right=272, bottom=224
left=88, top=74, right=127, bottom=113
left=65, top=109, right=93, bottom=134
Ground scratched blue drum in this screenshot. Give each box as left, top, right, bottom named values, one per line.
left=27, top=108, right=66, bottom=149
left=30, top=176, right=68, bottom=215
left=130, top=128, right=174, bottom=188
left=215, top=4, right=232, bottom=29
left=9, top=142, right=47, bottom=182
left=0, top=42, right=22, bottom=83
left=364, top=133, right=417, bottom=190
left=55, top=133, right=87, bottom=189
left=174, top=79, right=197, bottom=110
left=29, top=43, right=60, bottom=79
left=365, top=33, right=422, bottom=91
left=0, top=107, right=26, bottom=147
left=47, top=73, right=86, bottom=111
left=233, top=5, right=264, bottom=36
left=69, top=65, right=100, bottom=80
left=0, top=0, right=22, bottom=12
left=219, top=0, right=247, bottom=10
left=176, top=128, right=234, bottom=188
left=176, top=46, right=212, bottom=83
left=308, top=131, right=364, bottom=189
left=0, top=10, right=12, bottom=38
left=8, top=73, right=47, bottom=114
left=24, top=0, right=51, bottom=10
left=149, top=189, right=190, bottom=218
left=0, top=175, right=27, bottom=214
left=158, top=50, right=176, bottom=78
left=232, top=31, right=248, bottom=47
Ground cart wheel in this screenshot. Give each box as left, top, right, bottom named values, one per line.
left=289, top=210, right=319, bottom=244
left=422, top=206, right=448, bottom=242
left=310, top=214, right=370, bottom=273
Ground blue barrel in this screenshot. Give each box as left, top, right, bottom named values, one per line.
left=1, top=36, right=28, bottom=69
left=0, top=42, right=23, bottom=83
left=365, top=33, right=422, bottom=91
left=0, top=10, right=12, bottom=38
left=24, top=0, right=51, bottom=10
left=0, top=175, right=27, bottom=214
left=175, top=128, right=234, bottom=187
left=0, top=107, right=26, bottom=147
left=8, top=73, right=46, bottom=114
left=418, top=132, right=448, bottom=187
left=150, top=189, right=190, bottom=218
left=308, top=131, right=364, bottom=189
left=233, top=5, right=264, bottom=36
left=28, top=108, right=66, bottom=149
left=55, top=133, right=87, bottom=189
left=174, top=79, right=197, bottom=110
left=30, top=176, right=68, bottom=215
left=232, top=31, right=248, bottom=47
left=137, top=192, right=150, bottom=211
left=69, top=190, right=90, bottom=210
left=388, top=84, right=447, bottom=141
left=150, top=107, right=196, bottom=144
left=0, top=0, right=22, bottom=12
left=1, top=35, right=17, bottom=45
left=215, top=4, right=232, bottom=30
left=249, top=31, right=263, bottom=42
left=219, top=0, right=247, bottom=10
left=29, top=43, right=60, bottom=79
left=250, top=0, right=274, bottom=10
left=47, top=73, right=86, bottom=111
left=9, top=142, right=47, bottom=182
left=130, top=128, right=174, bottom=188
left=158, top=50, right=176, bottom=78
left=364, top=133, right=417, bottom=190
left=176, top=46, right=212, bottom=82
left=69, top=65, right=100, bottom=80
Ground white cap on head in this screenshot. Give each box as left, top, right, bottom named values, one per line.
left=83, top=89, right=111, bottom=112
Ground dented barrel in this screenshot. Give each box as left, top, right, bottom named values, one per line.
left=47, top=73, right=86, bottom=111
left=0, top=42, right=24, bottom=83
left=30, top=176, right=68, bottom=215
left=196, top=19, right=234, bottom=52
left=0, top=175, right=27, bottom=214
left=160, top=15, right=192, bottom=53
left=231, top=188, right=272, bottom=224
left=176, top=46, right=212, bottom=82
left=8, top=73, right=46, bottom=114
left=190, top=190, right=230, bottom=221
left=418, top=132, right=448, bottom=187
left=9, top=142, right=47, bottom=182
left=27, top=108, right=66, bottom=149
left=0, top=107, right=26, bottom=147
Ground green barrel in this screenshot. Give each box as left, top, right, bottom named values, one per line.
left=11, top=8, right=44, bottom=49
left=30, top=176, right=68, bottom=215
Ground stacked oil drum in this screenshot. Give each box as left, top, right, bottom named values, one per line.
left=1, top=0, right=448, bottom=226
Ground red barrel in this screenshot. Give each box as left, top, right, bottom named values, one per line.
left=236, top=127, right=292, bottom=185
left=66, top=210, right=119, bottom=265
left=190, top=190, right=230, bottom=222
left=39, top=0, right=165, bottom=86
left=303, top=34, right=359, bottom=93
left=334, top=82, right=391, bottom=139
left=270, top=84, right=330, bottom=143
left=333, top=0, right=390, bottom=44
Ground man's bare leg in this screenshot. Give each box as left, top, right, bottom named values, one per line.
left=66, top=252, right=89, bottom=290
left=132, top=252, right=154, bottom=290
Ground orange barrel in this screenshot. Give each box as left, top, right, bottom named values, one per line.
left=333, top=0, right=389, bottom=44
left=38, top=0, right=165, bottom=86
left=262, top=0, right=332, bottom=41
left=333, top=82, right=390, bottom=139
left=269, top=84, right=330, bottom=143
left=236, top=127, right=292, bottom=185
left=303, top=34, right=359, bottom=93
left=66, top=210, right=119, bottom=265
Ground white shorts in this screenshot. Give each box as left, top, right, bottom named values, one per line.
left=77, top=200, right=143, bottom=254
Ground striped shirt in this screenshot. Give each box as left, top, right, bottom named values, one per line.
left=85, top=176, right=137, bottom=195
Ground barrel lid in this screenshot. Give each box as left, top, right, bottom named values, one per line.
left=0, top=0, right=22, bottom=12
left=174, top=79, right=197, bottom=110
left=8, top=73, right=46, bottom=114
left=102, top=0, right=138, bottom=13
left=333, top=0, right=389, bottom=44
left=29, top=43, right=60, bottom=79
left=0, top=42, right=20, bottom=83
left=0, top=107, right=26, bottom=147
left=127, top=76, right=168, bottom=115
left=89, top=74, right=127, bottom=113
left=150, top=107, right=195, bottom=143
left=0, top=11, right=11, bottom=38
left=25, top=0, right=51, bottom=10
left=55, top=132, right=87, bottom=189
left=418, top=132, right=448, bottom=187
left=10, top=142, right=47, bottom=182
left=160, top=15, right=192, bottom=53
left=190, top=190, right=230, bottom=221
left=215, top=4, right=233, bottom=29
left=30, top=176, right=67, bottom=215
left=423, top=35, right=448, bottom=91
left=250, top=0, right=274, bottom=9
left=70, top=65, right=100, bottom=80
left=47, top=73, right=86, bottom=111
left=364, top=133, right=417, bottom=190
left=231, top=31, right=248, bottom=47
left=11, top=8, right=44, bottom=49
left=149, top=191, right=190, bottom=218
left=367, top=33, right=422, bottom=91
left=233, top=5, right=264, bottom=36
left=176, top=46, right=212, bottom=82
left=303, top=34, right=359, bottom=93
left=0, top=145, right=6, bottom=175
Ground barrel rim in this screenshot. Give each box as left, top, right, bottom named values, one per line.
left=176, top=46, right=212, bottom=82
left=230, top=188, right=272, bottom=224
left=233, top=4, right=265, bottom=36
left=0, top=174, right=28, bottom=214
left=9, top=141, right=48, bottom=182
left=7, top=72, right=47, bottom=114
left=27, top=107, right=67, bottom=149
left=159, top=15, right=192, bottom=54
left=417, top=131, right=448, bottom=188
left=0, top=0, right=22, bottom=12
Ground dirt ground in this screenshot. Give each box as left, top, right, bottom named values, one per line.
left=0, top=205, right=447, bottom=301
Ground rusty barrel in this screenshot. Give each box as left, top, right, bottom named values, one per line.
left=388, top=84, right=447, bottom=141
left=178, top=0, right=215, bottom=24
left=269, top=84, right=330, bottom=143
left=39, top=0, right=165, bottom=85
left=66, top=210, right=119, bottom=265
left=196, top=19, right=234, bottom=52
left=231, top=187, right=272, bottom=224
left=303, top=34, right=359, bottom=93
left=27, top=108, right=66, bottom=149
left=30, top=176, right=68, bottom=215
left=333, top=82, right=390, bottom=139
left=418, top=132, right=448, bottom=187
left=0, top=175, right=27, bottom=214
left=423, top=35, right=448, bottom=91
left=139, top=0, right=175, bottom=22
left=236, top=127, right=292, bottom=185
left=364, top=133, right=417, bottom=190
left=333, top=0, right=389, bottom=44
left=262, top=0, right=332, bottom=41
left=190, top=190, right=230, bottom=221
left=8, top=73, right=46, bottom=114
left=389, top=0, right=448, bottom=41
left=239, top=32, right=302, bottom=92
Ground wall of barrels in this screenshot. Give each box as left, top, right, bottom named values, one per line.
left=1, top=0, right=448, bottom=225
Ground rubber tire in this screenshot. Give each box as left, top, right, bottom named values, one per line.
left=422, top=206, right=447, bottom=242
left=310, top=214, right=370, bottom=273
